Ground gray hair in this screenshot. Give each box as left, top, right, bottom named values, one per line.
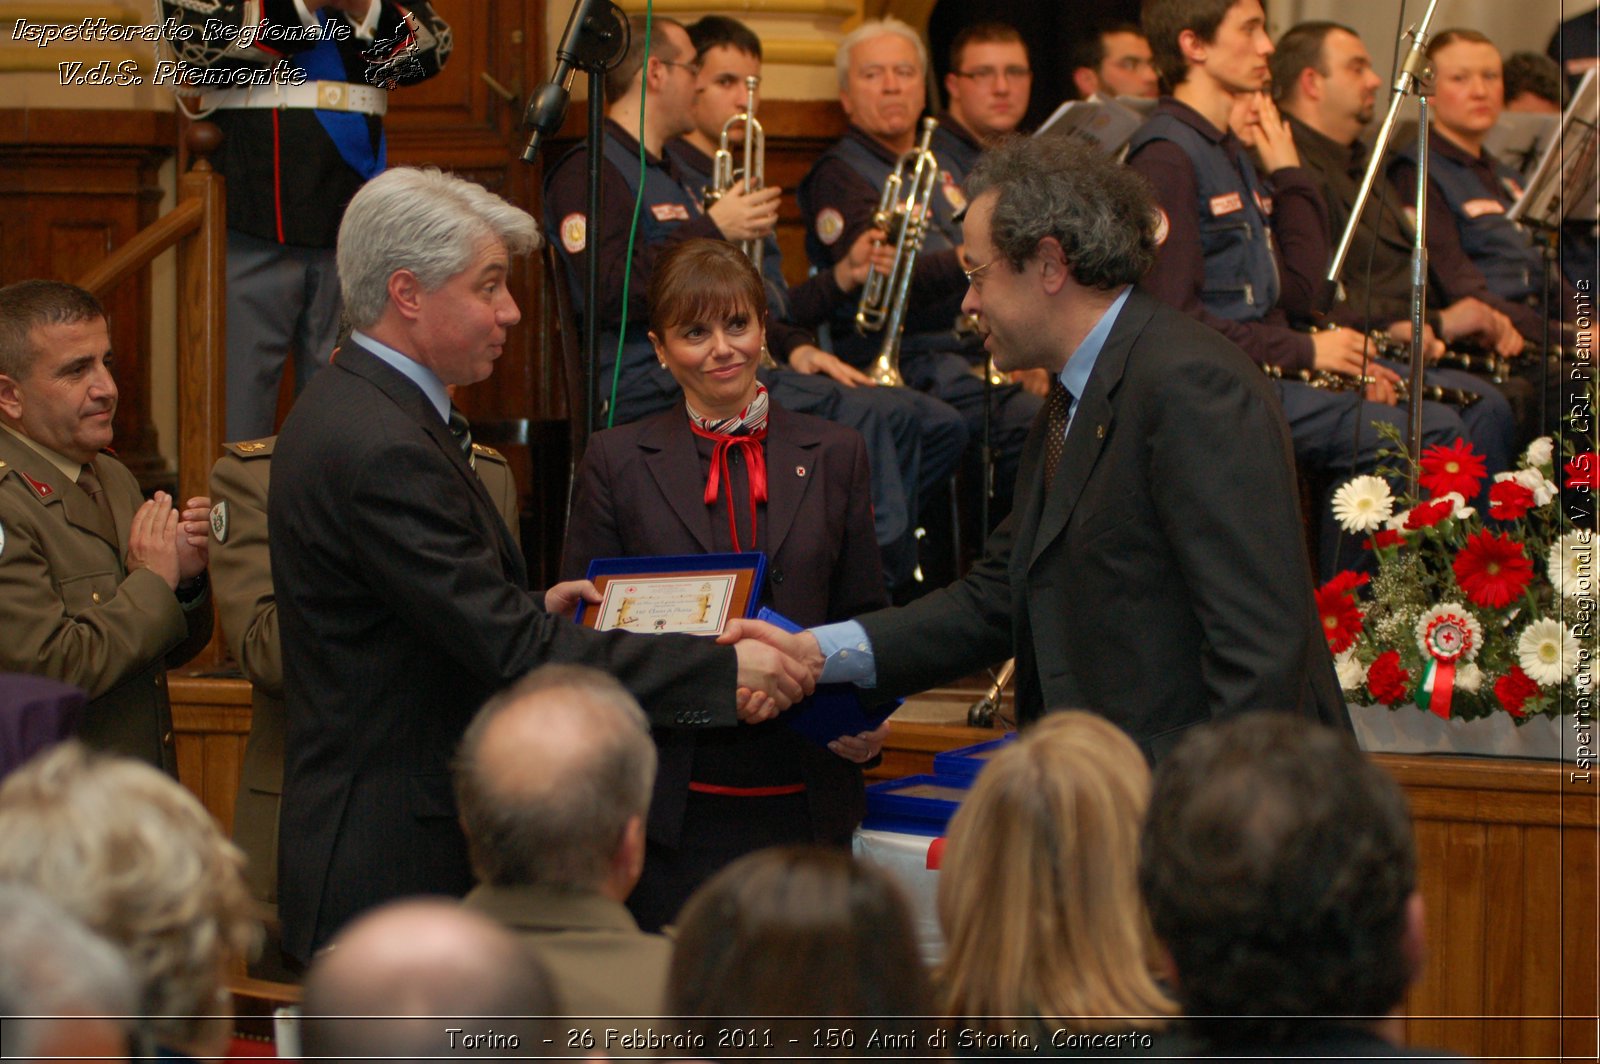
left=0, top=280, right=105, bottom=381
left=337, top=167, right=541, bottom=330
left=0, top=885, right=138, bottom=1059
left=454, top=664, right=657, bottom=891
left=836, top=17, right=928, bottom=92
left=964, top=135, right=1158, bottom=289
left=0, top=743, right=260, bottom=1054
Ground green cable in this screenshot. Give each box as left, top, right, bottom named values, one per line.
left=606, top=1, right=654, bottom=429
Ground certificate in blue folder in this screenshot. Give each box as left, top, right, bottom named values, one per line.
left=574, top=552, right=767, bottom=633
left=755, top=607, right=899, bottom=748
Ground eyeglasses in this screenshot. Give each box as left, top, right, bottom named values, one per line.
left=951, top=65, right=1032, bottom=84
left=657, top=59, right=700, bottom=76
left=963, top=258, right=997, bottom=286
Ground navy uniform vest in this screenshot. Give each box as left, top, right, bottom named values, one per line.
left=800, top=130, right=974, bottom=360
left=1393, top=139, right=1542, bottom=303
left=1126, top=112, right=1282, bottom=322
left=547, top=134, right=704, bottom=421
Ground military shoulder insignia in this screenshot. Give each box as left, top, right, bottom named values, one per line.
left=816, top=207, right=845, bottom=246
left=210, top=501, right=229, bottom=544
left=561, top=212, right=587, bottom=254
left=237, top=441, right=267, bottom=453
left=225, top=437, right=274, bottom=458
left=470, top=442, right=504, bottom=461
left=1151, top=207, right=1170, bottom=247
left=18, top=471, right=53, bottom=499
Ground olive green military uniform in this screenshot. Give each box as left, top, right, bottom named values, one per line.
left=209, top=436, right=522, bottom=910
left=0, top=429, right=212, bottom=774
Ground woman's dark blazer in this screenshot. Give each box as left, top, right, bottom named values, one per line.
left=561, top=401, right=887, bottom=848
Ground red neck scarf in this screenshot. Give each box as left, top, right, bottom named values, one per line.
left=687, top=385, right=769, bottom=552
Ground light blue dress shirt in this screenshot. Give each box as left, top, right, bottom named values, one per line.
left=352, top=330, right=452, bottom=424
left=812, top=286, right=1133, bottom=686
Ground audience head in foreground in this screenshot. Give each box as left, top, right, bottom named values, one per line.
left=455, top=664, right=656, bottom=898
left=938, top=712, right=1175, bottom=1043
left=1140, top=715, right=1424, bottom=1053
left=0, top=743, right=258, bottom=1058
left=669, top=847, right=931, bottom=1057
left=0, top=884, right=137, bottom=1062
left=301, top=899, right=557, bottom=1062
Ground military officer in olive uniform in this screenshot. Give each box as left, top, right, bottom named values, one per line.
left=210, top=431, right=523, bottom=927
left=0, top=281, right=212, bottom=774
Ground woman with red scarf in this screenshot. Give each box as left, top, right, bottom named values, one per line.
left=561, top=239, right=889, bottom=932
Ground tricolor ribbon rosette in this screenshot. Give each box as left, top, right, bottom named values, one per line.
left=1413, top=604, right=1483, bottom=719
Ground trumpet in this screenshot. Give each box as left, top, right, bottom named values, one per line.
left=856, top=116, right=941, bottom=387
left=706, top=75, right=766, bottom=273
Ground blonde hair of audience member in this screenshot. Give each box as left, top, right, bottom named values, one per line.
left=0, top=743, right=259, bottom=1058
left=936, top=713, right=1176, bottom=1038
left=669, top=847, right=932, bottom=1057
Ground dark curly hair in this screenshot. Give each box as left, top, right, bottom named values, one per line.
left=963, top=134, right=1158, bottom=288
left=1139, top=715, right=1418, bottom=1049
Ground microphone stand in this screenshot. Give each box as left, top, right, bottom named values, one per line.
left=519, top=0, right=628, bottom=449
left=1322, top=0, right=1442, bottom=486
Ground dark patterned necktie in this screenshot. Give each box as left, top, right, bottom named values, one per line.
left=447, top=406, right=475, bottom=470
left=1043, top=377, right=1072, bottom=490
left=77, top=463, right=117, bottom=541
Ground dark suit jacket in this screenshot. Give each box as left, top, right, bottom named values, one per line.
left=860, top=289, right=1347, bottom=761
left=269, top=343, right=738, bottom=962
left=562, top=403, right=886, bottom=846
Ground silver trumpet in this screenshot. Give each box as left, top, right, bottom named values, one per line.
left=707, top=75, right=766, bottom=273
left=856, top=116, right=941, bottom=387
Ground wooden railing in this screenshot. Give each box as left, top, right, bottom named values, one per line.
left=78, top=121, right=227, bottom=513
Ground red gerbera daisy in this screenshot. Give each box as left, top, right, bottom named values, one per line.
left=1367, top=651, right=1410, bottom=705
left=1495, top=665, right=1539, bottom=717
left=1314, top=572, right=1368, bottom=653
left=1364, top=529, right=1406, bottom=551
left=1419, top=440, right=1487, bottom=499
left=1452, top=530, right=1534, bottom=609
left=1565, top=452, right=1598, bottom=491
left=1404, top=497, right=1457, bottom=530
left=1487, top=479, right=1536, bottom=521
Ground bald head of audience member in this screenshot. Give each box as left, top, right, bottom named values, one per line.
left=454, top=665, right=656, bottom=901
left=0, top=743, right=258, bottom=1059
left=0, top=885, right=137, bottom=1063
left=301, top=900, right=556, bottom=1061
left=1140, top=715, right=1424, bottom=1050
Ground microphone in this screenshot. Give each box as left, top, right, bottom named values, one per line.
left=520, top=0, right=627, bottom=163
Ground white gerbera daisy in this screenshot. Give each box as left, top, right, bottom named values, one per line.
left=1522, top=437, right=1553, bottom=469
left=1518, top=619, right=1579, bottom=686
left=1334, top=648, right=1365, bottom=691
left=1331, top=475, right=1394, bottom=533
left=1547, top=531, right=1595, bottom=602
left=1454, top=661, right=1483, bottom=693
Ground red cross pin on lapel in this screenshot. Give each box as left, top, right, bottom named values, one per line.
left=796, top=466, right=807, bottom=477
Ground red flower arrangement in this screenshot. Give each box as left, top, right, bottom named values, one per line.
left=1451, top=530, right=1534, bottom=609
left=1314, top=572, right=1368, bottom=653
left=1420, top=439, right=1487, bottom=499
left=1487, top=480, right=1536, bottom=521
left=1367, top=651, right=1410, bottom=706
left=1364, top=528, right=1406, bottom=551
left=1494, top=666, right=1539, bottom=717
left=1404, top=496, right=1458, bottom=530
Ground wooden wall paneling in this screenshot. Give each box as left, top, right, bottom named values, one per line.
left=1521, top=826, right=1565, bottom=1058
left=1443, top=821, right=1487, bottom=1050
left=0, top=109, right=178, bottom=486
left=1559, top=818, right=1598, bottom=1060
left=1406, top=817, right=1453, bottom=1051
left=1479, top=822, right=1528, bottom=1060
